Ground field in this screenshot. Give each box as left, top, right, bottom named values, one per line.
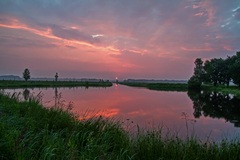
left=119, top=82, right=188, bottom=91
left=120, top=82, right=240, bottom=97
left=0, top=80, right=112, bottom=88
left=1, top=92, right=240, bottom=160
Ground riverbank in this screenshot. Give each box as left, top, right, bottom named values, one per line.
left=202, top=85, right=240, bottom=98
left=0, top=80, right=112, bottom=88
left=119, top=82, right=188, bottom=91
left=119, top=82, right=240, bottom=97
left=0, top=93, right=239, bottom=160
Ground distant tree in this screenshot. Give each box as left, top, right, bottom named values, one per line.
left=23, top=68, right=30, bottom=81
left=55, top=72, right=58, bottom=82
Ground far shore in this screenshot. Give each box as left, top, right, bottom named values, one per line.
left=0, top=80, right=113, bottom=88
left=119, top=82, right=240, bottom=97
left=119, top=82, right=188, bottom=91
left=1, top=80, right=239, bottom=98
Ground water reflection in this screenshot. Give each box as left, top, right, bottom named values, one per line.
left=3, top=86, right=240, bottom=140
left=54, top=87, right=58, bottom=107
left=23, top=88, right=30, bottom=101
left=188, top=90, right=240, bottom=127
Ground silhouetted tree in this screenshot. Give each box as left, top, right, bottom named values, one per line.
left=189, top=51, right=240, bottom=88
left=188, top=75, right=201, bottom=90
left=203, top=58, right=224, bottom=86
left=224, top=56, right=234, bottom=86
left=194, top=58, right=204, bottom=80
left=188, top=58, right=203, bottom=90
left=23, top=68, right=30, bottom=81
left=231, top=52, right=240, bottom=87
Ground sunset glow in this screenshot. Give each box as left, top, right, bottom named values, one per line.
left=0, top=0, right=240, bottom=79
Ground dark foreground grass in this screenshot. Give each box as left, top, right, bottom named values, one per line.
left=0, top=80, right=112, bottom=88
left=0, top=93, right=240, bottom=160
left=119, top=82, right=188, bottom=91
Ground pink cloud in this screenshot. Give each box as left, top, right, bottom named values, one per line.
left=181, top=47, right=213, bottom=52
left=0, top=1, right=239, bottom=79
left=223, top=45, right=233, bottom=51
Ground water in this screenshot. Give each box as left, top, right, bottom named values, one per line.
left=3, top=84, right=240, bottom=141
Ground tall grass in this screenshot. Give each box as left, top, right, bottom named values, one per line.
left=0, top=92, right=240, bottom=160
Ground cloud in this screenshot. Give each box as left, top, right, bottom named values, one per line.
left=92, top=34, right=103, bottom=38
left=64, top=45, right=77, bottom=49
left=0, top=34, right=57, bottom=48
left=0, top=0, right=240, bottom=79
left=233, top=8, right=240, bottom=20
left=50, top=25, right=99, bottom=44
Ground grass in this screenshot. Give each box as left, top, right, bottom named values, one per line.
left=202, top=85, right=240, bottom=98
left=119, top=82, right=188, bottom=91
left=120, top=82, right=240, bottom=97
left=0, top=80, right=112, bottom=88
left=1, top=92, right=240, bottom=159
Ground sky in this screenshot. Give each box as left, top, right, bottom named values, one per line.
left=0, top=0, right=240, bottom=80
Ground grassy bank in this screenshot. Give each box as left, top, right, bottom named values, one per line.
left=202, top=85, right=240, bottom=98
left=0, top=80, right=112, bottom=88
left=1, top=93, right=240, bottom=159
left=119, top=82, right=240, bottom=97
left=119, top=82, right=188, bottom=91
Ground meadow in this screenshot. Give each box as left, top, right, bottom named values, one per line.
left=0, top=80, right=112, bottom=88
left=119, top=82, right=188, bottom=91
left=1, top=92, right=240, bottom=160
left=120, top=82, right=240, bottom=98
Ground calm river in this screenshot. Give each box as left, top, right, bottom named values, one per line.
left=3, top=84, right=240, bottom=141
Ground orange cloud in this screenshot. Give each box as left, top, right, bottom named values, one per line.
left=0, top=17, right=121, bottom=55
left=181, top=47, right=213, bottom=52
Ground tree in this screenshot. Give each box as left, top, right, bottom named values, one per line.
left=188, top=75, right=201, bottom=90
left=189, top=51, right=240, bottom=88
left=23, top=68, right=30, bottom=81
left=193, top=58, right=204, bottom=80
left=224, top=56, right=234, bottom=86
left=231, top=53, right=240, bottom=87
left=188, top=58, right=204, bottom=90
left=203, top=58, right=224, bottom=86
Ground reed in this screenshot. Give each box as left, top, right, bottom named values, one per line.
left=0, top=92, right=240, bottom=160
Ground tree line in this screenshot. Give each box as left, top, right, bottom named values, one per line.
left=188, top=51, right=240, bottom=89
